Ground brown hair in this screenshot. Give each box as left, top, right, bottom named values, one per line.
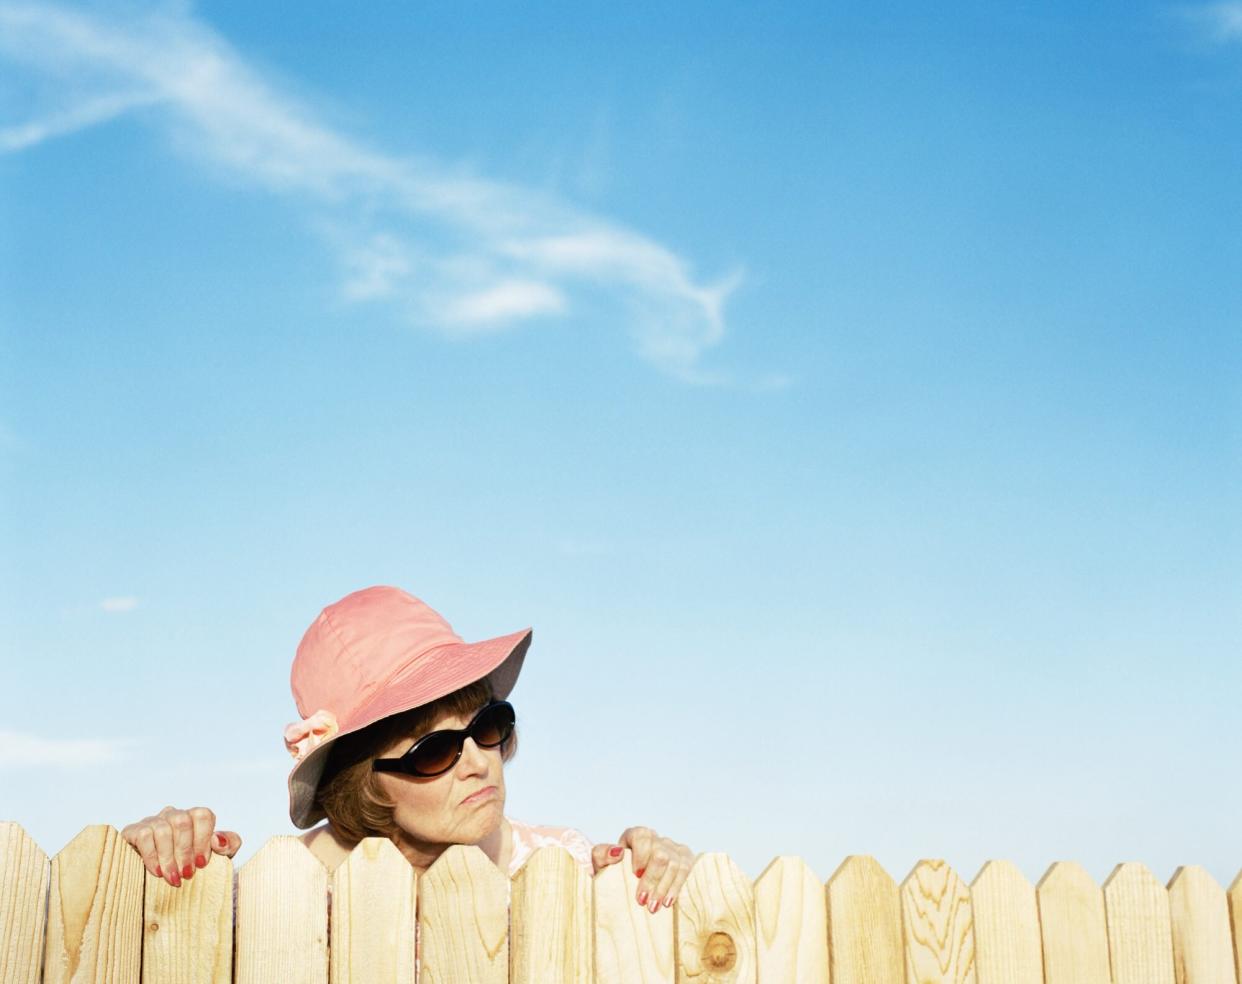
left=315, top=679, right=518, bottom=844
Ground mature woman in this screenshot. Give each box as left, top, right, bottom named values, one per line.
left=122, top=586, right=694, bottom=913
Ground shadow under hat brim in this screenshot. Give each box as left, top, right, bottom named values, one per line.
left=287, top=626, right=531, bottom=829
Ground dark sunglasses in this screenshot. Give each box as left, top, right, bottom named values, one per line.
left=372, top=700, right=515, bottom=778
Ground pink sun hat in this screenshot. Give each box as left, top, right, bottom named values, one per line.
left=284, top=586, right=531, bottom=828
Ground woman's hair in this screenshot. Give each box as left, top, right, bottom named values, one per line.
left=315, top=678, right=518, bottom=844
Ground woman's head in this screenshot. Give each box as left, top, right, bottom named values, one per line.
left=315, top=678, right=518, bottom=848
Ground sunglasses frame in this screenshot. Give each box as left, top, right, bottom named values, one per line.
left=372, top=700, right=515, bottom=778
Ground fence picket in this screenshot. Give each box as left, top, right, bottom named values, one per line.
left=675, top=852, right=755, bottom=984
left=235, top=835, right=328, bottom=984
left=418, top=843, right=508, bottom=984
left=510, top=845, right=591, bottom=983
left=142, top=855, right=232, bottom=984
left=0, top=822, right=50, bottom=984
left=826, top=855, right=903, bottom=984
left=44, top=824, right=144, bottom=984
left=1103, top=862, right=1175, bottom=984
left=1229, top=873, right=1242, bottom=983
left=1167, top=865, right=1238, bottom=984
left=594, top=848, right=675, bottom=984
left=753, top=856, right=828, bottom=983
left=1035, top=862, right=1108, bottom=984
left=331, top=837, right=416, bottom=984
left=900, top=859, right=975, bottom=984
left=970, top=861, right=1042, bottom=984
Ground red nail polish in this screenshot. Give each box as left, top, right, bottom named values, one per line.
left=195, top=854, right=207, bottom=869
left=216, top=833, right=228, bottom=849
left=182, top=864, right=193, bottom=879
left=663, top=896, right=674, bottom=908
left=169, top=871, right=181, bottom=887
left=638, top=891, right=648, bottom=905
left=154, top=865, right=162, bottom=878
left=635, top=868, right=646, bottom=878
left=609, top=846, right=622, bottom=858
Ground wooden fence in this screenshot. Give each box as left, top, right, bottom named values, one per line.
left=2, top=821, right=1241, bottom=983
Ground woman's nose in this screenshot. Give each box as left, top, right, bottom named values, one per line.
left=456, top=736, right=489, bottom=775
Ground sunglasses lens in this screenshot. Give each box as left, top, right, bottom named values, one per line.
left=473, top=702, right=515, bottom=747
left=408, top=732, right=462, bottom=777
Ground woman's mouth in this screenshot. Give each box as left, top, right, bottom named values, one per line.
left=461, top=785, right=497, bottom=805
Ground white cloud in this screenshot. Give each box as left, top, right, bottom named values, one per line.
left=0, top=1, right=761, bottom=381
left=99, top=595, right=139, bottom=613
left=0, top=730, right=135, bottom=768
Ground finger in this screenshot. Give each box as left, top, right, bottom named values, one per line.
left=652, top=848, right=691, bottom=910
left=636, top=846, right=672, bottom=911
left=591, top=843, right=625, bottom=874
left=149, top=817, right=180, bottom=887
left=121, top=823, right=162, bottom=878
left=167, top=810, right=196, bottom=883
left=212, top=830, right=242, bottom=859
left=188, top=807, right=216, bottom=872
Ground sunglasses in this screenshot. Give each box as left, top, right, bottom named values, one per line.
left=372, top=700, right=515, bottom=778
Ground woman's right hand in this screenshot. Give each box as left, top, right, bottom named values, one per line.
left=120, top=806, right=241, bottom=887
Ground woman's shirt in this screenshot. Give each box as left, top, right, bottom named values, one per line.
left=507, top=817, right=593, bottom=875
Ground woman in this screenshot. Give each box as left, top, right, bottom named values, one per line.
left=122, top=586, right=694, bottom=913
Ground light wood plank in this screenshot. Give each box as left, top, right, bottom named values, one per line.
left=676, top=852, right=755, bottom=984
left=826, top=854, right=903, bottom=984
left=417, top=844, right=508, bottom=984
left=331, top=837, right=415, bottom=984
left=753, top=856, right=829, bottom=984
left=595, top=848, right=675, bottom=984
left=900, top=859, right=975, bottom=984
left=0, top=822, right=50, bottom=984
left=142, top=854, right=232, bottom=984
left=1168, top=865, right=1237, bottom=984
left=511, top=845, right=591, bottom=984
left=969, top=861, right=1042, bottom=984
left=1103, top=862, right=1176, bottom=984
left=1228, top=872, right=1242, bottom=984
left=235, top=835, right=328, bottom=984
left=1035, top=862, right=1109, bottom=984
left=44, top=824, right=144, bottom=984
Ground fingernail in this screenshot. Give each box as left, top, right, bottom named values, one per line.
left=154, top=865, right=162, bottom=878
left=638, top=891, right=648, bottom=905
left=609, top=846, right=622, bottom=858
left=635, top=868, right=646, bottom=878
left=182, top=864, right=193, bottom=879
left=649, top=899, right=660, bottom=913
left=195, top=854, right=207, bottom=869
left=169, top=871, right=181, bottom=887
left=216, top=833, right=228, bottom=849
left=663, top=895, right=674, bottom=908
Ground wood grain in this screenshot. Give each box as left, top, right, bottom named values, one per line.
left=676, top=852, right=755, bottom=984
left=1035, top=862, right=1109, bottom=984
left=235, top=835, right=328, bottom=984
left=900, top=859, right=975, bottom=984
left=44, top=824, right=144, bottom=984
left=969, top=861, right=1042, bottom=984
left=510, top=845, right=592, bottom=984
left=0, top=822, right=50, bottom=984
left=1103, top=862, right=1176, bottom=984
left=142, top=853, right=232, bottom=984
left=1228, top=872, right=1242, bottom=984
left=595, top=848, right=675, bottom=984
left=753, top=856, right=829, bottom=983
left=417, top=843, right=508, bottom=984
left=826, top=854, right=903, bottom=984
left=331, top=837, right=416, bottom=984
left=1168, top=865, right=1237, bottom=984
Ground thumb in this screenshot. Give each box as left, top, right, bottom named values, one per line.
left=211, top=830, right=242, bottom=858
left=591, top=843, right=626, bottom=874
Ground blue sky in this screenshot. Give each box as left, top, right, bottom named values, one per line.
left=2, top=0, right=1240, bottom=891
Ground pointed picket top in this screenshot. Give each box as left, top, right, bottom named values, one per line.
left=142, top=853, right=233, bottom=984
left=235, top=835, right=328, bottom=984
left=752, top=856, right=828, bottom=984
left=1167, top=865, right=1237, bottom=984
left=1227, top=871, right=1242, bottom=982
left=44, top=824, right=144, bottom=984
left=418, top=843, right=508, bottom=984
left=900, top=858, right=976, bottom=984
left=0, top=822, right=51, bottom=984
left=594, top=847, right=675, bottom=984
left=1102, top=863, right=1175, bottom=984
left=675, top=852, right=755, bottom=984
left=510, top=846, right=591, bottom=984
left=331, top=837, right=415, bottom=984
left=1035, top=862, right=1109, bottom=984
left=969, top=861, right=1042, bottom=984
left=826, top=854, right=903, bottom=984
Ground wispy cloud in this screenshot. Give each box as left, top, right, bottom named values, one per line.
left=0, top=730, right=135, bottom=768
left=0, top=1, right=753, bottom=382
left=98, top=595, right=140, bottom=612
left=1187, top=2, right=1242, bottom=42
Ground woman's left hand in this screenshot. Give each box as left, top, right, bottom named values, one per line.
left=592, top=826, right=695, bottom=912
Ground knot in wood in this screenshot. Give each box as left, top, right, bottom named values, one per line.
left=702, top=931, right=737, bottom=972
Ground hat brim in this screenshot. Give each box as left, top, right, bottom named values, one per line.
left=287, top=626, right=531, bottom=829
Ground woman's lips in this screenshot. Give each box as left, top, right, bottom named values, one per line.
left=461, top=785, right=497, bottom=805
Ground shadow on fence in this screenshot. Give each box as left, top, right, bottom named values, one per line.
left=2, top=821, right=1241, bottom=982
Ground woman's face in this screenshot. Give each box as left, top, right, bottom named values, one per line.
left=373, top=705, right=507, bottom=852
